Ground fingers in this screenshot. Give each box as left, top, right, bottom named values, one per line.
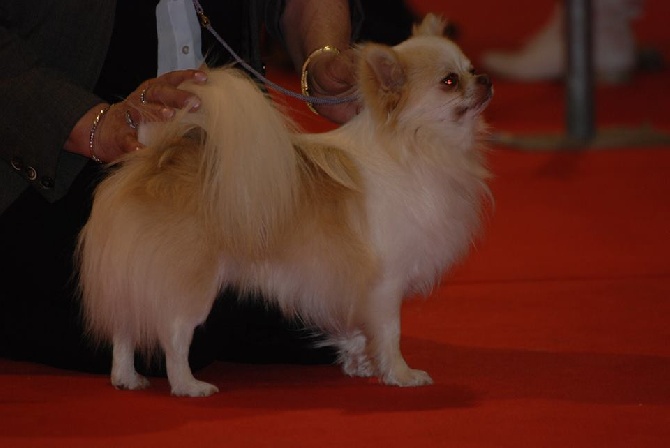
left=161, top=69, right=208, bottom=87
left=325, top=49, right=358, bottom=91
left=91, top=69, right=207, bottom=162
left=306, top=49, right=360, bottom=123
left=126, top=101, right=175, bottom=125
left=92, top=103, right=143, bottom=162
left=309, top=49, right=357, bottom=94
left=129, top=69, right=207, bottom=113
left=143, top=84, right=201, bottom=111
left=118, top=130, right=144, bottom=154
left=312, top=101, right=361, bottom=124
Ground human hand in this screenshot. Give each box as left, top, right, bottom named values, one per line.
left=82, top=69, right=207, bottom=163
left=305, top=48, right=360, bottom=124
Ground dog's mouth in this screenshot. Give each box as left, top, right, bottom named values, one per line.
left=458, top=75, right=493, bottom=116
left=455, top=85, right=493, bottom=118
left=472, top=87, right=494, bottom=111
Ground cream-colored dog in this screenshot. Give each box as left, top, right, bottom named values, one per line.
left=77, top=14, right=493, bottom=397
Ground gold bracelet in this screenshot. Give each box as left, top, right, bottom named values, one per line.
left=89, top=105, right=110, bottom=163
left=300, top=45, right=340, bottom=115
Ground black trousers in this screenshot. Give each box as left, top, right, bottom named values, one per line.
left=0, top=164, right=334, bottom=375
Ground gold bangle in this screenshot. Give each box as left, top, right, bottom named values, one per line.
left=300, top=45, right=340, bottom=115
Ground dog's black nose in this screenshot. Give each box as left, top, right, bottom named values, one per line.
left=477, top=74, right=492, bottom=87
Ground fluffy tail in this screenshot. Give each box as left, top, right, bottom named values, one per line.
left=173, top=68, right=301, bottom=257
left=76, top=68, right=303, bottom=351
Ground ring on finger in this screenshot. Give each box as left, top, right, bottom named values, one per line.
left=140, top=87, right=149, bottom=104
left=125, top=109, right=138, bottom=129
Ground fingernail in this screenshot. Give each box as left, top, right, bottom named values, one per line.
left=194, top=72, right=207, bottom=82
left=189, top=98, right=201, bottom=111
left=161, top=107, right=175, bottom=118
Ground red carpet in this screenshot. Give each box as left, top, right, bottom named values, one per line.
left=2, top=1, right=669, bottom=447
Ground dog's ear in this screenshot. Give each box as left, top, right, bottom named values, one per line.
left=359, top=44, right=406, bottom=118
left=412, top=13, right=446, bottom=37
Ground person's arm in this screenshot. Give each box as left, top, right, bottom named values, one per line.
left=279, top=0, right=362, bottom=123
left=281, top=0, right=353, bottom=68
left=65, top=70, right=207, bottom=163
left=0, top=1, right=115, bottom=204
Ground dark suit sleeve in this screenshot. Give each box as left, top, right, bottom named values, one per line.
left=0, top=1, right=114, bottom=210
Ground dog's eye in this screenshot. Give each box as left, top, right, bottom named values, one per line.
left=441, top=73, right=459, bottom=88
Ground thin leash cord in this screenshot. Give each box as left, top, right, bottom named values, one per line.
left=192, top=0, right=358, bottom=106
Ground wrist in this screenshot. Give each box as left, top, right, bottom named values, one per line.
left=65, top=103, right=110, bottom=160
left=88, top=105, right=111, bottom=163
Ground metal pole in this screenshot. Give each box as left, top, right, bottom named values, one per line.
left=566, top=0, right=595, bottom=142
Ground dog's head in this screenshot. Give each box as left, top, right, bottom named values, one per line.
left=358, top=14, right=492, bottom=133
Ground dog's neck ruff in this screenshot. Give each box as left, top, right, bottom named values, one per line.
left=191, top=0, right=358, bottom=107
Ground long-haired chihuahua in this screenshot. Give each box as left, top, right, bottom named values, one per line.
left=77, top=14, right=493, bottom=396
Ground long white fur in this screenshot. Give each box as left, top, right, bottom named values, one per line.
left=77, top=14, right=492, bottom=397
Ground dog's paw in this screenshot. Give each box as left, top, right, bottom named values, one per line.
left=382, top=368, right=433, bottom=387
left=341, top=353, right=376, bottom=378
left=111, top=373, right=150, bottom=391
left=170, top=380, right=219, bottom=398
left=335, top=332, right=375, bottom=378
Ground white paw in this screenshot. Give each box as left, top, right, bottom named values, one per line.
left=111, top=373, right=150, bottom=391
left=170, top=380, right=219, bottom=397
left=382, top=368, right=433, bottom=387
left=335, top=332, right=375, bottom=378
left=341, top=354, right=376, bottom=378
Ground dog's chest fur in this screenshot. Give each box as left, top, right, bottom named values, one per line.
left=362, top=149, right=483, bottom=296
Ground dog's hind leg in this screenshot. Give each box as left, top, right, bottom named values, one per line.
left=364, top=281, right=433, bottom=387
left=111, top=333, right=150, bottom=390
left=162, top=317, right=219, bottom=397
left=335, top=331, right=376, bottom=378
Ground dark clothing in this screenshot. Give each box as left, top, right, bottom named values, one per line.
left=0, top=0, right=288, bottom=212
left=0, top=0, right=115, bottom=213
left=95, top=0, right=275, bottom=103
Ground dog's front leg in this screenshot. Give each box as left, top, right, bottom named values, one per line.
left=365, top=280, right=433, bottom=387
left=162, top=318, right=219, bottom=397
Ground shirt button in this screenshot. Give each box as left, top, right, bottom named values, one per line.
left=10, top=157, right=23, bottom=171
left=40, top=177, right=55, bottom=190
left=182, top=45, right=190, bottom=55
left=25, top=166, right=37, bottom=181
